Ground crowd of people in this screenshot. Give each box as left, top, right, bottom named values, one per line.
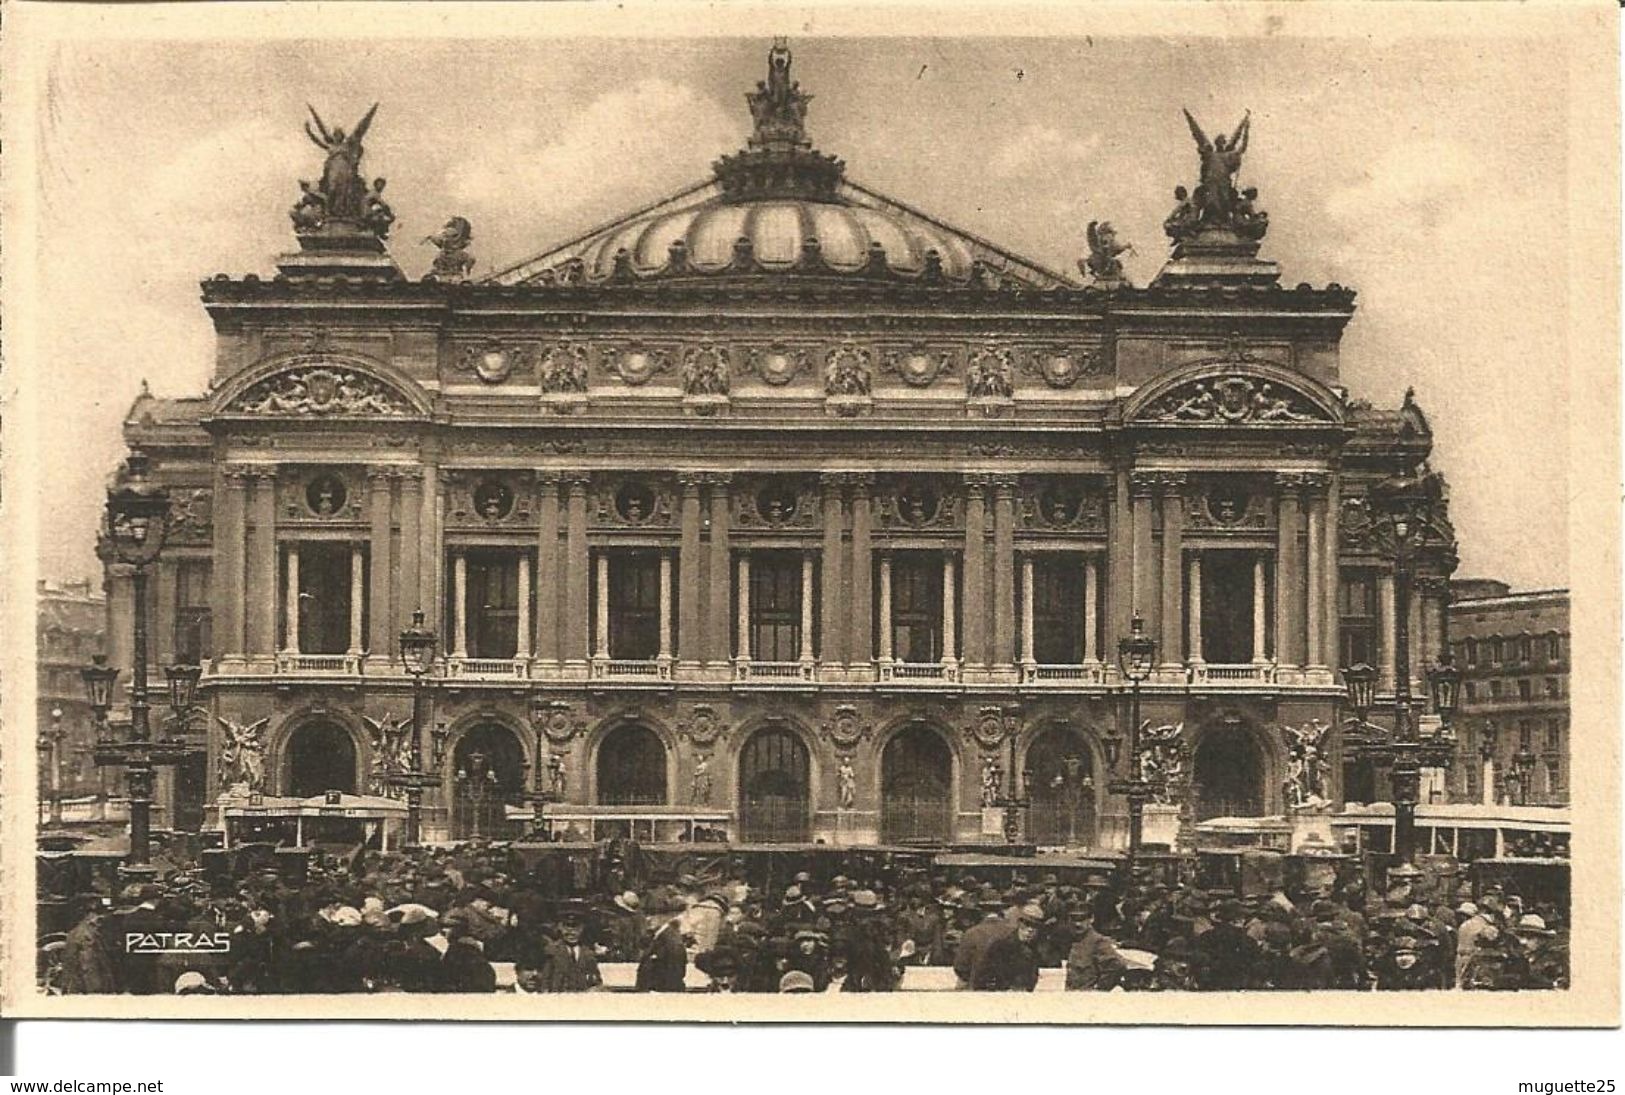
left=43, top=841, right=1569, bottom=995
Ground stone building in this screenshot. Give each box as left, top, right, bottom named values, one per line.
left=1447, top=581, right=1569, bottom=807
left=106, top=43, right=1459, bottom=847
left=36, top=578, right=109, bottom=814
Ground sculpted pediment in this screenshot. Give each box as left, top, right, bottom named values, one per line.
left=1125, top=358, right=1342, bottom=427
left=213, top=352, right=431, bottom=420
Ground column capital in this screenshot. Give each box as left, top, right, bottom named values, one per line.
left=534, top=469, right=565, bottom=488
left=1299, top=470, right=1333, bottom=495
left=699, top=471, right=733, bottom=488
left=247, top=464, right=280, bottom=484
left=1129, top=470, right=1160, bottom=498
left=393, top=466, right=425, bottom=484
left=962, top=471, right=994, bottom=491
left=366, top=465, right=395, bottom=485
left=989, top=473, right=1020, bottom=496
left=563, top=472, right=592, bottom=494
left=845, top=471, right=875, bottom=496
left=1274, top=471, right=1310, bottom=493
left=223, top=463, right=256, bottom=487
left=677, top=472, right=707, bottom=493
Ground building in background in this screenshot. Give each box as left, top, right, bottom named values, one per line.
left=36, top=578, right=109, bottom=817
left=101, top=42, right=1463, bottom=847
left=1449, top=581, right=1569, bottom=807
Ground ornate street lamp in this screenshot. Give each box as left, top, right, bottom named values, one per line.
left=1343, top=662, right=1377, bottom=723
left=391, top=609, right=439, bottom=846
left=163, top=662, right=203, bottom=738
left=1367, top=463, right=1452, bottom=873
left=80, top=655, right=119, bottom=721
left=94, top=453, right=187, bottom=870
left=1427, top=652, right=1461, bottom=722
left=1512, top=744, right=1537, bottom=806
left=41, top=706, right=65, bottom=827
left=1475, top=722, right=1499, bottom=805
left=1110, top=612, right=1157, bottom=862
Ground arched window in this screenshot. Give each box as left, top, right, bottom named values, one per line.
left=738, top=726, right=810, bottom=842
left=881, top=724, right=953, bottom=843
left=286, top=720, right=357, bottom=797
left=596, top=723, right=668, bottom=805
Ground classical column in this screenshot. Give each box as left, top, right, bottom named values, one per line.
left=348, top=543, right=366, bottom=655
left=991, top=475, right=1017, bottom=669
left=877, top=553, right=893, bottom=663
left=594, top=552, right=611, bottom=661
left=1159, top=473, right=1186, bottom=669
left=368, top=469, right=393, bottom=656
left=819, top=474, right=845, bottom=664
left=1019, top=555, right=1035, bottom=666
left=282, top=545, right=301, bottom=654
left=1324, top=474, right=1343, bottom=669
left=1378, top=572, right=1398, bottom=692
left=1304, top=476, right=1329, bottom=670
left=942, top=552, right=958, bottom=667
left=736, top=552, right=751, bottom=662
left=1187, top=552, right=1203, bottom=665
left=516, top=554, right=533, bottom=659
left=217, top=466, right=250, bottom=657
left=1082, top=556, right=1099, bottom=664
left=427, top=465, right=445, bottom=634
left=1252, top=554, right=1269, bottom=663
left=677, top=474, right=704, bottom=668
left=658, top=552, right=673, bottom=661
left=563, top=474, right=591, bottom=671
left=849, top=474, right=874, bottom=665
left=962, top=474, right=989, bottom=670
left=1109, top=471, right=1134, bottom=656
left=705, top=474, right=732, bottom=665
left=533, top=472, right=560, bottom=667
left=398, top=468, right=423, bottom=631
left=452, top=552, right=469, bottom=658
left=800, top=550, right=816, bottom=665
left=106, top=564, right=136, bottom=685
left=248, top=468, right=279, bottom=656
left=1129, top=472, right=1157, bottom=636
left=1275, top=474, right=1304, bottom=668
left=153, top=561, right=177, bottom=667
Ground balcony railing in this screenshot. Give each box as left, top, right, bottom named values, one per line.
left=1189, top=662, right=1278, bottom=684
left=735, top=659, right=817, bottom=682
left=592, top=658, right=673, bottom=681
left=274, top=653, right=360, bottom=675
left=446, top=657, right=530, bottom=680
left=879, top=660, right=961, bottom=683
left=1023, top=662, right=1108, bottom=685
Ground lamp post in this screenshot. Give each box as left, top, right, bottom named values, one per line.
left=81, top=654, right=118, bottom=807
left=1511, top=743, right=1537, bottom=806
left=456, top=750, right=501, bottom=841
left=393, top=609, right=439, bottom=847
left=92, top=453, right=189, bottom=870
left=41, top=705, right=65, bottom=827
left=1367, top=464, right=1454, bottom=871
left=163, top=662, right=203, bottom=737
left=1106, top=612, right=1157, bottom=864
left=1477, top=723, right=1499, bottom=805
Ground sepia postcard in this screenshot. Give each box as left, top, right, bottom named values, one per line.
left=0, top=0, right=1617, bottom=1025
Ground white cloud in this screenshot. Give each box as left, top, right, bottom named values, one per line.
left=987, top=123, right=1100, bottom=179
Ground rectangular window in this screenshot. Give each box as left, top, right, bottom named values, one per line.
left=889, top=552, right=943, bottom=664
left=1544, top=677, right=1560, bottom=699
left=1517, top=678, right=1532, bottom=701
left=1546, top=719, right=1562, bottom=749
left=609, top=552, right=661, bottom=660
left=1464, top=639, right=1478, bottom=667
left=750, top=551, right=805, bottom=662
left=1031, top=554, right=1084, bottom=664
left=1547, top=759, right=1563, bottom=795
left=1489, top=679, right=1503, bottom=700
left=1464, top=681, right=1478, bottom=702
left=1518, top=635, right=1533, bottom=663
left=1338, top=570, right=1378, bottom=669
left=288, top=543, right=360, bottom=655
left=173, top=559, right=212, bottom=664
left=1490, top=638, right=1504, bottom=664
left=1547, top=634, right=1562, bottom=662
left=1518, top=720, right=1533, bottom=749
left=465, top=552, right=523, bottom=659
left=1202, top=550, right=1259, bottom=664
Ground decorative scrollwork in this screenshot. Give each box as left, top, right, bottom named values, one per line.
left=964, top=706, right=1015, bottom=752
left=535, top=701, right=585, bottom=746
left=457, top=341, right=532, bottom=385
left=538, top=342, right=590, bottom=394
left=1020, top=346, right=1102, bottom=390
left=966, top=345, right=1015, bottom=398
left=745, top=342, right=811, bottom=386
left=677, top=704, right=727, bottom=747
left=882, top=344, right=953, bottom=388
left=821, top=705, right=873, bottom=752
left=682, top=343, right=732, bottom=396
left=603, top=342, right=675, bottom=386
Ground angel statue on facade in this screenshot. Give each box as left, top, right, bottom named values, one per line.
left=1080, top=220, right=1133, bottom=284
left=424, top=217, right=475, bottom=282
left=363, top=714, right=414, bottom=778
left=1181, top=108, right=1253, bottom=230
left=1136, top=721, right=1185, bottom=804
left=216, top=716, right=268, bottom=793
left=1281, top=720, right=1334, bottom=809
left=980, top=755, right=1003, bottom=808
left=304, top=103, right=379, bottom=222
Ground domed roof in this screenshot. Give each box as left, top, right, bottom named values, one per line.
left=488, top=43, right=1070, bottom=291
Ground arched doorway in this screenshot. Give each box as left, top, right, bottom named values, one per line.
left=1025, top=726, right=1096, bottom=846
left=450, top=723, right=528, bottom=840
left=596, top=723, right=668, bottom=805
left=286, top=720, right=358, bottom=797
left=1193, top=726, right=1266, bottom=819
left=881, top=723, right=953, bottom=844
left=738, top=725, right=810, bottom=842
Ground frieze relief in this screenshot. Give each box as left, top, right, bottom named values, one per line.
left=733, top=476, right=821, bottom=531
left=280, top=469, right=364, bottom=523
left=1185, top=478, right=1273, bottom=533
left=590, top=475, right=675, bottom=529
left=1019, top=345, right=1106, bottom=390
left=743, top=342, right=814, bottom=387
left=167, top=487, right=215, bottom=544
left=880, top=344, right=955, bottom=388
left=601, top=341, right=676, bottom=386
left=455, top=341, right=535, bottom=385
left=873, top=476, right=964, bottom=531
left=447, top=471, right=534, bottom=528
left=230, top=363, right=417, bottom=418
left=1142, top=375, right=1328, bottom=424
left=537, top=341, right=591, bottom=394
left=1017, top=479, right=1107, bottom=533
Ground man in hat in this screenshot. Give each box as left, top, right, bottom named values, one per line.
left=841, top=890, right=900, bottom=992
left=1192, top=899, right=1261, bottom=990
left=953, top=895, right=1016, bottom=988
left=603, top=890, right=648, bottom=962
left=971, top=903, right=1045, bottom=991
left=59, top=896, right=117, bottom=995
left=440, top=909, right=498, bottom=993
left=1064, top=905, right=1125, bottom=991
left=696, top=945, right=741, bottom=992
left=533, top=906, right=601, bottom=992
left=1455, top=900, right=1500, bottom=989
left=635, top=895, right=689, bottom=992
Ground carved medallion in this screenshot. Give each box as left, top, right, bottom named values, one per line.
left=821, top=705, right=873, bottom=752
left=460, top=342, right=530, bottom=385
left=536, top=701, right=584, bottom=746
left=614, top=480, right=657, bottom=524
left=756, top=481, right=800, bottom=525
left=746, top=343, right=809, bottom=386
left=677, top=704, right=726, bottom=747
left=965, top=706, right=1014, bottom=752
left=883, top=345, right=952, bottom=388
left=1036, top=483, right=1084, bottom=528
left=1022, top=346, right=1099, bottom=390
left=897, top=482, right=940, bottom=526
left=473, top=478, right=515, bottom=521
left=605, top=342, right=674, bottom=386
left=305, top=474, right=348, bottom=517
left=1207, top=484, right=1251, bottom=526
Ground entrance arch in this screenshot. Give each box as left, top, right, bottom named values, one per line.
left=738, top=725, right=811, bottom=842
left=450, top=722, right=528, bottom=840
left=1193, top=725, right=1266, bottom=819
left=596, top=722, right=668, bottom=805
left=881, top=723, right=954, bottom=844
left=285, top=720, right=358, bottom=797
left=1024, top=726, right=1097, bottom=846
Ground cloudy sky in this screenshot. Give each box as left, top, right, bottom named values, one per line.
left=26, top=25, right=1575, bottom=590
